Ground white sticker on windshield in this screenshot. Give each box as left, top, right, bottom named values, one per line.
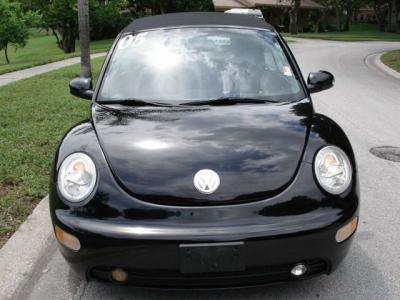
left=118, top=33, right=149, bottom=50
left=207, top=36, right=231, bottom=46
left=283, top=65, right=293, bottom=77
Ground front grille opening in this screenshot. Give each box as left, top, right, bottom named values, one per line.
left=90, top=260, right=328, bottom=288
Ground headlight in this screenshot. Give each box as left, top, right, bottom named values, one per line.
left=314, top=146, right=352, bottom=195
left=58, top=153, right=97, bottom=202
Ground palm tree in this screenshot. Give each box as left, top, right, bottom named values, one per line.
left=78, top=0, right=92, bottom=78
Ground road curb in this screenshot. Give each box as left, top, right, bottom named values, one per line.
left=0, top=196, right=53, bottom=300
left=365, top=51, right=400, bottom=81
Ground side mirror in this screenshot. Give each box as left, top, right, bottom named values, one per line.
left=69, top=77, right=94, bottom=100
left=307, top=71, right=334, bottom=94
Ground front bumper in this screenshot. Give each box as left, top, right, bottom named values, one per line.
left=54, top=210, right=357, bottom=288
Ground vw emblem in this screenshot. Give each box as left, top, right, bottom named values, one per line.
left=193, top=169, right=220, bottom=194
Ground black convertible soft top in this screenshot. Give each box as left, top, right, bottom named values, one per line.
left=121, top=12, right=275, bottom=33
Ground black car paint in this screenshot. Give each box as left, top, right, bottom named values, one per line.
left=51, top=108, right=358, bottom=227
left=50, top=24, right=359, bottom=287
left=92, top=100, right=311, bottom=206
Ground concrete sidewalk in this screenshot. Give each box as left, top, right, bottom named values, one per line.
left=0, top=198, right=53, bottom=300
left=0, top=52, right=107, bottom=87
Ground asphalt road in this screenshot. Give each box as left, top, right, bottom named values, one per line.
left=16, top=39, right=400, bottom=300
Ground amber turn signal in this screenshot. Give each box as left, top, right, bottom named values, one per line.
left=335, top=217, right=358, bottom=243
left=54, top=226, right=81, bottom=251
left=111, top=268, right=128, bottom=283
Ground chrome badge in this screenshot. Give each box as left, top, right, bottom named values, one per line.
left=193, top=169, right=220, bottom=194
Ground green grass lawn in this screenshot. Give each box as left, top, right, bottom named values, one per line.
left=0, top=57, right=104, bottom=247
left=284, top=23, right=400, bottom=41
left=381, top=49, right=400, bottom=72
left=0, top=29, right=113, bottom=75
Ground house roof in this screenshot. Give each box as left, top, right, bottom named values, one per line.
left=214, top=0, right=323, bottom=10
left=214, top=0, right=255, bottom=10
left=122, top=12, right=275, bottom=33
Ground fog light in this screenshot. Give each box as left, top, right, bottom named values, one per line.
left=54, top=226, right=81, bottom=251
left=291, top=263, right=307, bottom=277
left=336, top=217, right=358, bottom=243
left=111, top=268, right=128, bottom=283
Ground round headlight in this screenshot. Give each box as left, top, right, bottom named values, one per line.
left=58, top=153, right=97, bottom=202
left=314, top=146, right=352, bottom=195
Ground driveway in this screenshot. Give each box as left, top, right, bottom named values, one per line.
left=13, top=39, right=400, bottom=299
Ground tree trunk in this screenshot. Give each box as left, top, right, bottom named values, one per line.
left=289, top=0, right=300, bottom=34
left=343, top=11, right=352, bottom=31
left=78, top=0, right=92, bottom=78
left=4, top=43, right=10, bottom=64
left=315, top=18, right=321, bottom=33
left=62, top=29, right=76, bottom=53
left=51, top=28, right=61, bottom=49
left=57, top=24, right=76, bottom=53
left=374, top=2, right=387, bottom=32
left=343, top=0, right=353, bottom=32
left=387, top=0, right=398, bottom=33
left=334, top=0, right=342, bottom=32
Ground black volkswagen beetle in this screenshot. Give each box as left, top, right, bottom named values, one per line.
left=50, top=12, right=359, bottom=288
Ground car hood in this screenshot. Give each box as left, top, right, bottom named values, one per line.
left=92, top=100, right=312, bottom=205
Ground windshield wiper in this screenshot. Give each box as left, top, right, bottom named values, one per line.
left=98, top=99, right=174, bottom=107
left=181, top=97, right=278, bottom=106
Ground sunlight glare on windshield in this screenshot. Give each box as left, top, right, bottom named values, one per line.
left=147, top=46, right=182, bottom=71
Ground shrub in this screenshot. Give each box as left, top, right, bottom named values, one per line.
left=90, top=1, right=132, bottom=40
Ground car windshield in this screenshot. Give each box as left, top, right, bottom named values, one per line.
left=98, top=27, right=305, bottom=104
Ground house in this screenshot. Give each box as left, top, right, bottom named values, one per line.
left=213, top=0, right=323, bottom=31
left=353, top=7, right=376, bottom=23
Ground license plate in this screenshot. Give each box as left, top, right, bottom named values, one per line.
left=179, top=242, right=245, bottom=274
